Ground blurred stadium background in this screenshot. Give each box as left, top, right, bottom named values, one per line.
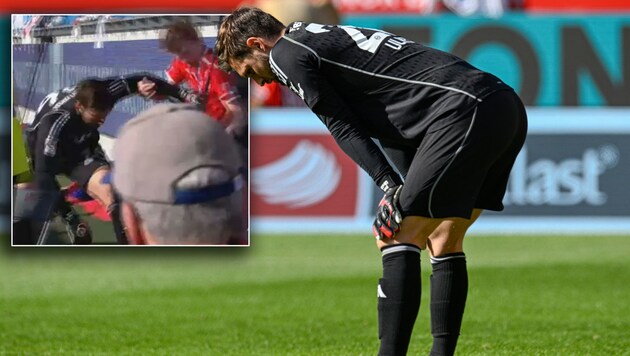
left=10, top=7, right=630, bottom=238
left=3, top=1, right=630, bottom=354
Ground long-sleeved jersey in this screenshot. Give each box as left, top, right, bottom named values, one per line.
left=269, top=22, right=513, bottom=189
left=26, top=73, right=193, bottom=192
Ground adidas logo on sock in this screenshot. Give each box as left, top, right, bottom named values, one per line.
left=377, top=284, right=387, bottom=298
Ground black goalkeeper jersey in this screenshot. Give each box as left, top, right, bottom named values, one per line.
left=26, top=73, right=191, bottom=191
left=269, top=22, right=513, bottom=188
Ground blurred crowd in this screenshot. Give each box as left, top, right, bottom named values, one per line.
left=12, top=15, right=137, bottom=38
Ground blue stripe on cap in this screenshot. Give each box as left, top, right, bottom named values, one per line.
left=174, top=175, right=243, bottom=205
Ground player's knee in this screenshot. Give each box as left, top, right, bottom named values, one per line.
left=376, top=216, right=440, bottom=250
left=427, top=221, right=469, bottom=256
left=86, top=168, right=114, bottom=207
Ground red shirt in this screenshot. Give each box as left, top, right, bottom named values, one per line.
left=252, top=82, right=283, bottom=107
left=165, top=48, right=239, bottom=123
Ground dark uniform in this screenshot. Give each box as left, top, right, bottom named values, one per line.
left=24, top=73, right=196, bottom=244
left=26, top=73, right=194, bottom=192
left=269, top=22, right=528, bottom=219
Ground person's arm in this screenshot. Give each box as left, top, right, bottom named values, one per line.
left=31, top=113, right=65, bottom=193
left=103, top=73, right=198, bottom=104
left=137, top=59, right=186, bottom=100
left=137, top=59, right=184, bottom=99
left=270, top=46, right=401, bottom=191
left=315, top=109, right=402, bottom=191
left=209, top=68, right=247, bottom=136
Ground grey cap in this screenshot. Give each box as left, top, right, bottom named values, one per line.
left=113, top=103, right=243, bottom=204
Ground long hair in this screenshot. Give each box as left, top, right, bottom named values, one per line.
left=214, top=7, right=285, bottom=72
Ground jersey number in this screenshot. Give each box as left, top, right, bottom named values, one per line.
left=36, top=86, right=74, bottom=114
left=305, top=23, right=391, bottom=54
left=36, top=92, right=59, bottom=114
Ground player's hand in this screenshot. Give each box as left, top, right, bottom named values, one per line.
left=181, top=90, right=205, bottom=108
left=138, top=77, right=157, bottom=98
left=372, top=185, right=404, bottom=240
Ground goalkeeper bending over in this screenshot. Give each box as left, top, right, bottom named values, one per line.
left=216, top=8, right=528, bottom=355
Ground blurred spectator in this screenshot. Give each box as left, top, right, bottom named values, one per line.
left=113, top=103, right=246, bottom=245
left=14, top=15, right=137, bottom=39
left=22, top=16, right=42, bottom=38
left=443, top=0, right=508, bottom=18
left=12, top=15, right=26, bottom=31
left=139, top=20, right=247, bottom=138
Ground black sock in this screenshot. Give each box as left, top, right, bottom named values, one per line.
left=429, top=252, right=468, bottom=356
left=378, top=244, right=421, bottom=356
left=107, top=197, right=128, bottom=245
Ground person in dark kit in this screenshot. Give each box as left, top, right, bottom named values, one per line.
left=25, top=73, right=199, bottom=245
left=215, top=7, right=527, bottom=355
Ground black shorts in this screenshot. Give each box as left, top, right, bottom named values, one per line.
left=55, top=147, right=110, bottom=189
left=29, top=154, right=109, bottom=189
left=66, top=156, right=109, bottom=189
left=397, top=89, right=528, bottom=219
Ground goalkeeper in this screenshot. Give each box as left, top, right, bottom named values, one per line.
left=216, top=8, right=528, bottom=355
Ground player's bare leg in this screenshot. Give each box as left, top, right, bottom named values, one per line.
left=86, top=167, right=128, bottom=244
left=374, top=209, right=482, bottom=356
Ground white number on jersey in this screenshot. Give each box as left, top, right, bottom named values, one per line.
left=305, top=23, right=393, bottom=54
left=36, top=87, right=75, bottom=115
left=36, top=92, right=59, bottom=114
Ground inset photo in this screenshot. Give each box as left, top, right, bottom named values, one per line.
left=12, top=15, right=249, bottom=246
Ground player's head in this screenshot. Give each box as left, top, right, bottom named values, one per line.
left=160, top=21, right=205, bottom=65
left=215, top=7, right=285, bottom=86
left=75, top=79, right=116, bottom=126
left=114, top=103, right=245, bottom=245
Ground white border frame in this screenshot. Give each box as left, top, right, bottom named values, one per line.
left=11, top=13, right=253, bottom=247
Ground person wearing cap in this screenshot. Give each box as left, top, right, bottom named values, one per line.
left=113, top=103, right=245, bottom=245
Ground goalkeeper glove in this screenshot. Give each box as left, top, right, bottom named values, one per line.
left=372, top=185, right=404, bottom=240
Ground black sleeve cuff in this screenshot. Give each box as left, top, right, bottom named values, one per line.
left=376, top=173, right=403, bottom=192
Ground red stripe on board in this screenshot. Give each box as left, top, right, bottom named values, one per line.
left=526, top=0, right=630, bottom=11
left=3, top=0, right=241, bottom=12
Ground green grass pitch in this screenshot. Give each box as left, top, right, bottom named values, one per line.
left=2, top=233, right=629, bottom=355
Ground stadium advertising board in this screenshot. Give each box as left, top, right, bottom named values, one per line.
left=253, top=108, right=630, bottom=234
left=251, top=135, right=360, bottom=217
left=501, top=136, right=628, bottom=216
left=335, top=0, right=430, bottom=14
left=346, top=15, right=630, bottom=107
left=526, top=0, right=630, bottom=12
left=250, top=109, right=375, bottom=234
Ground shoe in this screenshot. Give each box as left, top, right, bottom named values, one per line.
left=65, top=219, right=93, bottom=245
